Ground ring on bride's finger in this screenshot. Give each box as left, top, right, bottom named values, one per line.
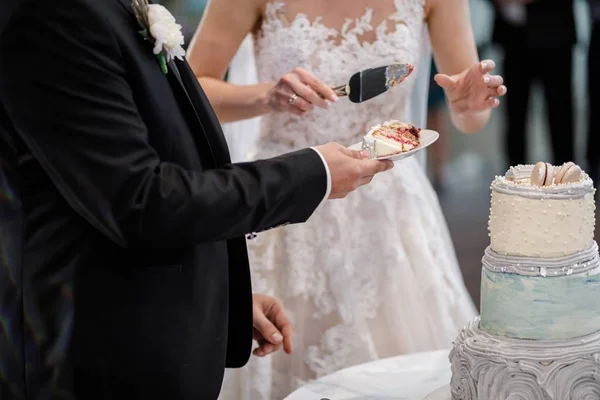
left=288, top=93, right=299, bottom=105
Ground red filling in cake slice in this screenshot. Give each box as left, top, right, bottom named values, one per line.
left=367, top=121, right=422, bottom=156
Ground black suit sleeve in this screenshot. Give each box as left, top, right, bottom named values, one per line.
left=0, top=1, right=327, bottom=248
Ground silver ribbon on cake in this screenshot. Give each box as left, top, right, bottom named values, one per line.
left=482, top=242, right=600, bottom=277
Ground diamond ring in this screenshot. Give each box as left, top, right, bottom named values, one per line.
left=288, top=93, right=299, bottom=105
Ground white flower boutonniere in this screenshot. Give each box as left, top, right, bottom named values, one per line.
left=132, top=0, right=185, bottom=74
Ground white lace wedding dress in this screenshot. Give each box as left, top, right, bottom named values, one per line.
left=219, top=1, right=477, bottom=398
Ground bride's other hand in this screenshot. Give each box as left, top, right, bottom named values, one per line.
left=427, top=0, right=506, bottom=133
left=269, top=67, right=338, bottom=116
left=434, top=60, right=507, bottom=114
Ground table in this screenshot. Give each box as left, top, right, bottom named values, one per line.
left=285, top=349, right=452, bottom=400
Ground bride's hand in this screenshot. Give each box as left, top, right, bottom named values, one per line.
left=268, top=67, right=338, bottom=116
left=434, top=60, right=507, bottom=115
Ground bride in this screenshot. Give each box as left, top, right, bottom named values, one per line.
left=188, top=0, right=506, bottom=398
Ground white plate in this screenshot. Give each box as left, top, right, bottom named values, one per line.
left=423, top=385, right=451, bottom=400
left=348, top=129, right=439, bottom=162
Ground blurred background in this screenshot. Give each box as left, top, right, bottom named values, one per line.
left=161, top=0, right=599, bottom=309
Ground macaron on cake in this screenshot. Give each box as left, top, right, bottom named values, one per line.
left=530, top=161, right=555, bottom=187
left=555, top=161, right=583, bottom=185
left=527, top=161, right=584, bottom=187
left=489, top=161, right=596, bottom=257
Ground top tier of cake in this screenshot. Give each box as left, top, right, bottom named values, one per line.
left=489, top=164, right=596, bottom=257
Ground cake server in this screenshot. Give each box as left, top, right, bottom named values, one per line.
left=332, top=63, right=414, bottom=103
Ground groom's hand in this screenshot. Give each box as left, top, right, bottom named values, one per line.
left=314, top=143, right=394, bottom=199
left=252, top=294, right=292, bottom=357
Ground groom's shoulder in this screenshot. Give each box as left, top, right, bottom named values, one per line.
left=9, top=0, right=118, bottom=15
left=2, top=0, right=121, bottom=38
left=0, top=0, right=137, bottom=62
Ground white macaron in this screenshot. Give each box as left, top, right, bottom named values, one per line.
left=555, top=161, right=582, bottom=184
left=530, top=162, right=554, bottom=187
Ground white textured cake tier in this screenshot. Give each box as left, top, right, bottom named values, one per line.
left=489, top=165, right=596, bottom=258
left=480, top=244, right=600, bottom=340
left=449, top=318, right=600, bottom=400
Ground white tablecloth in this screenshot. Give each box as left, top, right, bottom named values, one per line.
left=285, top=349, right=452, bottom=400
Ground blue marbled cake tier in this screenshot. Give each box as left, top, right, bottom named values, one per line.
left=480, top=242, right=600, bottom=340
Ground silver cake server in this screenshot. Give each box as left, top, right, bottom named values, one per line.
left=331, top=63, right=414, bottom=103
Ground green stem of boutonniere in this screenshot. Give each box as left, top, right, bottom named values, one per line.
left=138, top=29, right=168, bottom=75
left=157, top=53, right=168, bottom=75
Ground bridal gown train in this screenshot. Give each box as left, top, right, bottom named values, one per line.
left=219, top=1, right=477, bottom=398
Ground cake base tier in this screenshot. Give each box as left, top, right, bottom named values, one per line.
left=449, top=318, right=600, bottom=400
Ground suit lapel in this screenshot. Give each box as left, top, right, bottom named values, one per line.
left=115, top=0, right=231, bottom=167
left=173, top=60, right=232, bottom=163
left=164, top=60, right=220, bottom=166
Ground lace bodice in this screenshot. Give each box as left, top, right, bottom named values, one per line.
left=253, top=0, right=426, bottom=156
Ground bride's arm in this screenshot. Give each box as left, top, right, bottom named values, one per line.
left=426, top=0, right=498, bottom=134
left=187, top=0, right=272, bottom=123
left=188, top=0, right=335, bottom=123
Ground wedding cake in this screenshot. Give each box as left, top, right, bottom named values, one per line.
left=449, top=162, right=600, bottom=399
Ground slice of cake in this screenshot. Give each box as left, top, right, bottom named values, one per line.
left=365, top=120, right=421, bottom=157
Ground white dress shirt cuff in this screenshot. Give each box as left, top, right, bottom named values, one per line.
left=309, top=147, right=332, bottom=214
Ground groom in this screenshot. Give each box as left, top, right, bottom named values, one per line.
left=0, top=0, right=392, bottom=399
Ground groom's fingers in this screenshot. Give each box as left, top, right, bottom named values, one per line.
left=356, top=175, right=374, bottom=188
left=340, top=149, right=397, bottom=174
left=252, top=328, right=281, bottom=357
left=361, top=159, right=395, bottom=176
left=265, top=302, right=293, bottom=354
left=253, top=340, right=280, bottom=357
left=341, top=147, right=370, bottom=160
left=275, top=312, right=293, bottom=354
left=254, top=310, right=285, bottom=347
left=354, top=161, right=393, bottom=188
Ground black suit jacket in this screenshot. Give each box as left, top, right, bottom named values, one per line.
left=489, top=0, right=576, bottom=48
left=0, top=0, right=327, bottom=399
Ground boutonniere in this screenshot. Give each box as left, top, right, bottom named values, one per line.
left=132, top=0, right=186, bottom=74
